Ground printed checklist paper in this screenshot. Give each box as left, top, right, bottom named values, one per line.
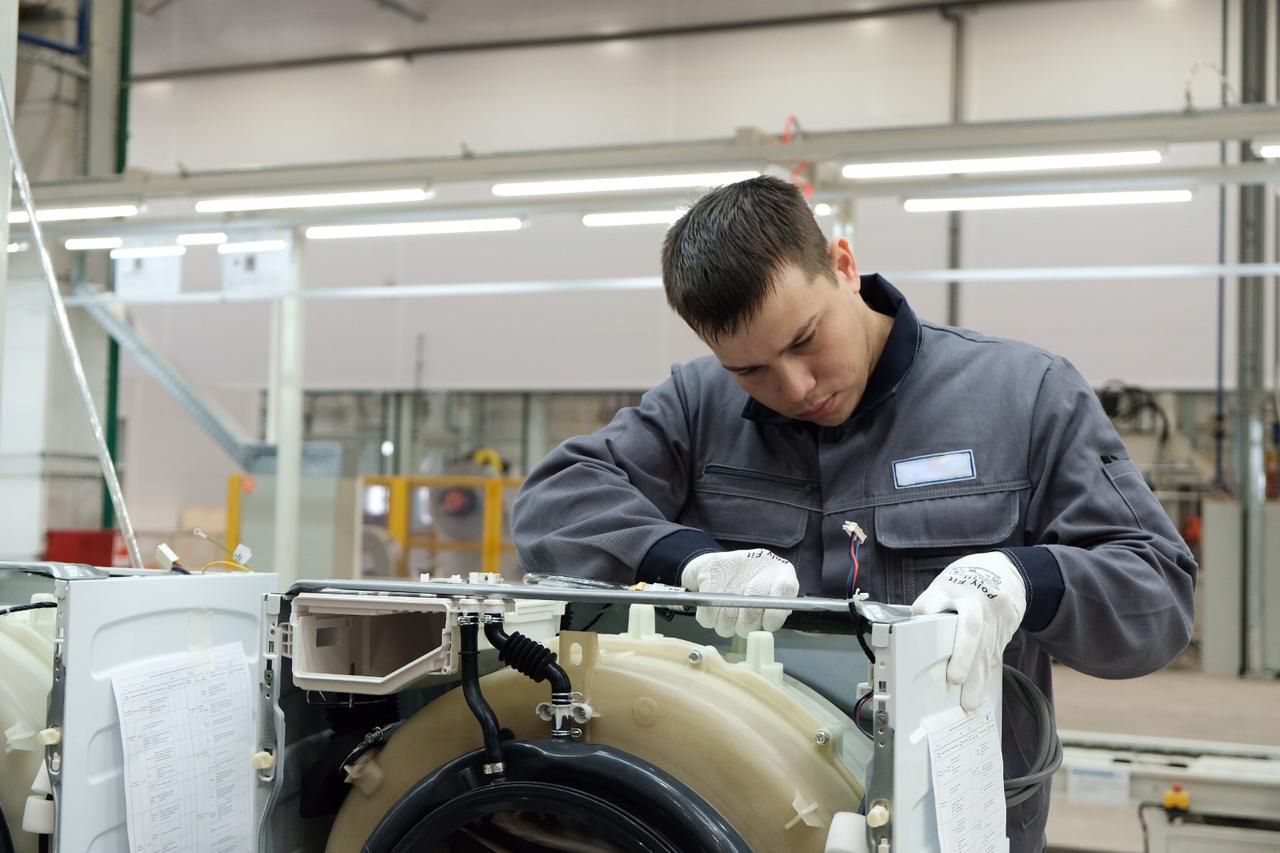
left=112, top=642, right=255, bottom=853
left=925, top=703, right=1008, bottom=853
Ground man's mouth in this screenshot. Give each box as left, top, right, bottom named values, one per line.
left=798, top=394, right=835, bottom=420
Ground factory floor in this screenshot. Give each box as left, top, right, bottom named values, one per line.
left=1045, top=659, right=1280, bottom=853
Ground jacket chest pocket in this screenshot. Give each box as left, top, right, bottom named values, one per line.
left=686, top=464, right=819, bottom=558
left=874, top=488, right=1024, bottom=600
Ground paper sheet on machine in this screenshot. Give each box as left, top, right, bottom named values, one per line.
left=111, top=642, right=255, bottom=853
left=924, top=703, right=1007, bottom=853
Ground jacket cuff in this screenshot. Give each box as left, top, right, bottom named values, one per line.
left=637, top=529, right=722, bottom=586
left=1000, top=546, right=1064, bottom=632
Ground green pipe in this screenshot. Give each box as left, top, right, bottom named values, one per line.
left=101, top=0, right=131, bottom=529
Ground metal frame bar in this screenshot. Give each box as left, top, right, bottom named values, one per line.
left=56, top=262, right=1280, bottom=308
left=285, top=577, right=858, bottom=613
left=73, top=281, right=255, bottom=466
left=19, top=106, right=1280, bottom=209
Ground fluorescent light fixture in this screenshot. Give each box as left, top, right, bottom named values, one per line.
left=195, top=187, right=430, bottom=213
left=844, top=150, right=1161, bottom=180
left=581, top=210, right=684, bottom=228
left=903, top=189, right=1193, bottom=212
left=493, top=170, right=760, bottom=197
left=177, top=231, right=228, bottom=246
left=8, top=204, right=139, bottom=224
left=65, top=236, right=124, bottom=251
left=305, top=218, right=523, bottom=239
left=1257, top=143, right=1280, bottom=159
left=7, top=241, right=28, bottom=253
left=814, top=203, right=833, bottom=216
left=110, top=246, right=187, bottom=260
left=217, top=239, right=288, bottom=254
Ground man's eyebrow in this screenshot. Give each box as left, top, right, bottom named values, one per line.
left=721, top=314, right=818, bottom=373
left=785, top=314, right=819, bottom=349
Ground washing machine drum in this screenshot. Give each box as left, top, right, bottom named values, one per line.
left=361, top=740, right=748, bottom=852
left=327, top=629, right=864, bottom=852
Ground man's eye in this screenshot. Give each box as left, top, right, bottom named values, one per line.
left=734, top=367, right=761, bottom=377
left=793, top=334, right=815, bottom=350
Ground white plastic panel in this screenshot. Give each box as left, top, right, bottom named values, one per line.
left=877, top=612, right=1003, bottom=853
left=52, top=572, right=276, bottom=853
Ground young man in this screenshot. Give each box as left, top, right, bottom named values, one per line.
left=512, top=176, right=1196, bottom=851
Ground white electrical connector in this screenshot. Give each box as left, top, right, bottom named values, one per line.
left=155, top=543, right=181, bottom=569
left=841, top=520, right=867, bottom=543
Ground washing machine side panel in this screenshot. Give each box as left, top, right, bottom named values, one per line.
left=53, top=572, right=276, bottom=853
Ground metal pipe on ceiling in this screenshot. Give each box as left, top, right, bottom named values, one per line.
left=131, top=0, right=1071, bottom=84
left=17, top=107, right=1280, bottom=211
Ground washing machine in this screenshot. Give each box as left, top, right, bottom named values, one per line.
left=258, top=576, right=1005, bottom=853
left=1, top=566, right=1015, bottom=853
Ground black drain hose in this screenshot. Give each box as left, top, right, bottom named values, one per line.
left=459, top=619, right=505, bottom=781
left=483, top=620, right=574, bottom=738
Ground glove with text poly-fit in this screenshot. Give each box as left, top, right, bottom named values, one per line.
left=910, top=551, right=1027, bottom=712
left=680, top=548, right=800, bottom=638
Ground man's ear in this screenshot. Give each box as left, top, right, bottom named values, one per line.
left=828, top=238, right=860, bottom=290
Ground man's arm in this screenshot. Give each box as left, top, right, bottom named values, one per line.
left=1002, top=357, right=1197, bottom=677
left=512, top=366, right=720, bottom=584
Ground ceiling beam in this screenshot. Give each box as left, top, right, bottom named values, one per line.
left=22, top=105, right=1280, bottom=207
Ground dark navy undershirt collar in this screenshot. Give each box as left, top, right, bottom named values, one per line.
left=741, top=273, right=921, bottom=428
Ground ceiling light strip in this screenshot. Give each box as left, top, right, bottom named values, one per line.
left=844, top=150, right=1162, bottom=179
left=177, top=231, right=228, bottom=245
left=65, top=237, right=124, bottom=251
left=9, top=204, right=139, bottom=224
left=582, top=210, right=684, bottom=227
left=903, top=189, right=1193, bottom=212
left=195, top=187, right=431, bottom=213
left=304, top=218, right=523, bottom=239
left=217, top=239, right=289, bottom=254
left=493, top=171, right=759, bottom=198
left=110, top=246, right=187, bottom=259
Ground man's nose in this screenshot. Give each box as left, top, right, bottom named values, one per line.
left=778, top=361, right=816, bottom=404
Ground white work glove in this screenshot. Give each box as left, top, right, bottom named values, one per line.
left=911, top=551, right=1026, bottom=712
left=680, top=548, right=800, bottom=638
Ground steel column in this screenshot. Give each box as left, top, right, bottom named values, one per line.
left=271, top=231, right=305, bottom=585
left=1237, top=0, right=1268, bottom=676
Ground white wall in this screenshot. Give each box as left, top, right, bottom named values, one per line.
left=109, top=0, right=1274, bottom=522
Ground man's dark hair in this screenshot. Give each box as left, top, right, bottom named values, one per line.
left=661, top=175, right=834, bottom=342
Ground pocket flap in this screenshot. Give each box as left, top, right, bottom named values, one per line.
left=875, top=489, right=1020, bottom=551
left=691, top=491, right=809, bottom=549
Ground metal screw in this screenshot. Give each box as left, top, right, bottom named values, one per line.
left=687, top=649, right=703, bottom=665
left=877, top=711, right=888, bottom=725
left=814, top=730, right=830, bottom=745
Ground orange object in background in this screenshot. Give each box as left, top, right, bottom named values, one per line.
left=45, top=529, right=114, bottom=566
left=1180, top=514, right=1202, bottom=548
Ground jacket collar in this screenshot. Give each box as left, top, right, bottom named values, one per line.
left=741, top=273, right=921, bottom=429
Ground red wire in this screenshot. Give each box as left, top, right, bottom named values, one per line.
left=849, top=537, right=860, bottom=592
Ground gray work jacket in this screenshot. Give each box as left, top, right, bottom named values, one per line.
left=513, top=274, right=1197, bottom=852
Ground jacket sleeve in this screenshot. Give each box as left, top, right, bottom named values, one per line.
left=512, top=366, right=721, bottom=585
left=1001, top=356, right=1197, bottom=678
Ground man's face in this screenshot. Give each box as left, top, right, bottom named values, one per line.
left=705, top=241, right=881, bottom=427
